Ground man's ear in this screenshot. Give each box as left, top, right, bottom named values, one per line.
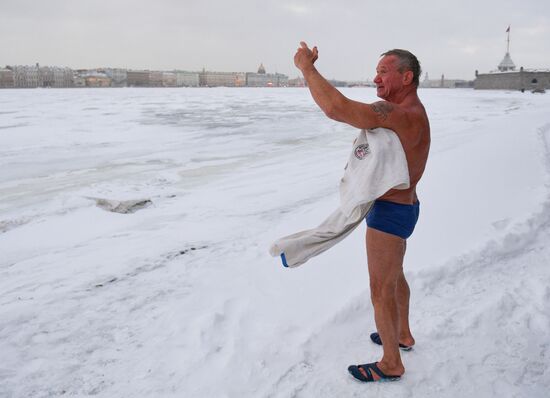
left=402, top=70, right=414, bottom=86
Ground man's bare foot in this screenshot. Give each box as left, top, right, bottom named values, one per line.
left=376, top=361, right=405, bottom=379
left=370, top=332, right=415, bottom=350
left=399, top=335, right=415, bottom=348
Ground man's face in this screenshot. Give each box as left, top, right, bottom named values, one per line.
left=374, top=55, right=405, bottom=100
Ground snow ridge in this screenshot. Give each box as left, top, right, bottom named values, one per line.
left=261, top=122, right=550, bottom=398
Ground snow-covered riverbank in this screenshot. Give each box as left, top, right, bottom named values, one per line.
left=1, top=88, right=549, bottom=397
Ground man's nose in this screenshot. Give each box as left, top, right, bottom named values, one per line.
left=373, top=74, right=381, bottom=83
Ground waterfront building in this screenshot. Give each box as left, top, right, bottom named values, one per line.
left=175, top=71, right=200, bottom=87
left=83, top=72, right=112, bottom=87
left=420, top=73, right=473, bottom=89
left=0, top=68, right=14, bottom=88
left=9, top=64, right=40, bottom=88
left=287, top=77, right=305, bottom=87
left=200, top=69, right=246, bottom=87
left=73, top=75, right=86, bottom=87
left=127, top=70, right=150, bottom=87
left=327, top=79, right=347, bottom=87
left=101, top=68, right=127, bottom=87
left=474, top=27, right=550, bottom=91
left=6, top=64, right=73, bottom=88
left=474, top=68, right=550, bottom=91
left=40, top=67, right=55, bottom=87
left=257, top=63, right=266, bottom=74
left=40, top=66, right=74, bottom=88
left=162, top=72, right=177, bottom=87
left=149, top=71, right=163, bottom=87
left=497, top=52, right=516, bottom=72
left=246, top=63, right=288, bottom=87
left=347, top=80, right=375, bottom=88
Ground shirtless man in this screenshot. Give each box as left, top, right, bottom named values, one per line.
left=294, top=42, right=430, bottom=382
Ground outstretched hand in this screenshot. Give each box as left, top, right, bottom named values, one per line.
left=294, top=41, right=318, bottom=72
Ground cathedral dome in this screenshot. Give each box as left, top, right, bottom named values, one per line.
left=257, top=63, right=266, bottom=74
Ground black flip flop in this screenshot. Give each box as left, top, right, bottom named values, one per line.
left=348, top=362, right=401, bottom=383
left=370, top=332, right=413, bottom=351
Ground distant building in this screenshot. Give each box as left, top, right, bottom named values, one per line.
left=83, top=72, right=111, bottom=87
left=474, top=27, right=550, bottom=91
left=40, top=66, right=73, bottom=88
left=73, top=75, right=86, bottom=87
left=347, top=80, right=375, bottom=88
left=420, top=73, right=473, bottom=89
left=246, top=64, right=288, bottom=87
left=475, top=68, right=550, bottom=91
left=149, top=71, right=163, bottom=87
left=6, top=64, right=74, bottom=88
left=200, top=70, right=246, bottom=87
left=327, top=79, right=348, bottom=87
left=175, top=71, right=200, bottom=87
left=257, top=63, right=266, bottom=74
left=287, top=77, right=305, bottom=87
left=102, top=68, right=127, bottom=87
left=454, top=80, right=475, bottom=88
left=497, top=52, right=516, bottom=72
left=246, top=72, right=288, bottom=87
left=9, top=64, right=40, bottom=88
left=127, top=70, right=150, bottom=87
left=1, top=63, right=292, bottom=89
left=162, top=72, right=177, bottom=87
left=40, top=67, right=57, bottom=87
left=273, top=73, right=288, bottom=87
left=0, top=68, right=14, bottom=88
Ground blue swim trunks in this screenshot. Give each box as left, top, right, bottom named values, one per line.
left=366, top=200, right=420, bottom=239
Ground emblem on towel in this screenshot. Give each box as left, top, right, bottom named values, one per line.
left=354, top=144, right=370, bottom=159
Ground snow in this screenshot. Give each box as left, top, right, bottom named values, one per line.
left=1, top=87, right=549, bottom=397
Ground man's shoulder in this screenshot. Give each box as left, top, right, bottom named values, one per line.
left=400, top=101, right=429, bottom=129
left=392, top=104, right=429, bottom=146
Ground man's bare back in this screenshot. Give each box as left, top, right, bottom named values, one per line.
left=362, top=55, right=430, bottom=205
left=378, top=101, right=430, bottom=205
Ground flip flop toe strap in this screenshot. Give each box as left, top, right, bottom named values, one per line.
left=348, top=362, right=402, bottom=382
left=348, top=365, right=374, bottom=382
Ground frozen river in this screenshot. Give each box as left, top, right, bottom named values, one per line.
left=1, top=87, right=549, bottom=397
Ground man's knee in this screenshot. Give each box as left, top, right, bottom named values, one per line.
left=369, top=278, right=397, bottom=304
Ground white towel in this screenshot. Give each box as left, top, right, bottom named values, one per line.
left=269, top=128, right=410, bottom=267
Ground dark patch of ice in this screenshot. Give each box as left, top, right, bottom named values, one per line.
left=87, top=197, right=152, bottom=214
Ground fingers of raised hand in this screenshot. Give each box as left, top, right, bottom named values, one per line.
left=312, top=46, right=319, bottom=62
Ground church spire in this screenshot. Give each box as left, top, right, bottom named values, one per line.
left=498, top=25, right=515, bottom=72
left=506, top=25, right=511, bottom=54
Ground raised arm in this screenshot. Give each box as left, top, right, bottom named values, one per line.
left=294, top=42, right=411, bottom=131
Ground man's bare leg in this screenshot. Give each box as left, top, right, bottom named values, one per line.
left=366, top=227, right=407, bottom=377
left=396, top=269, right=415, bottom=347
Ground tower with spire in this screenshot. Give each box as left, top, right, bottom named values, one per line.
left=497, top=25, right=515, bottom=72
left=475, top=25, right=550, bottom=91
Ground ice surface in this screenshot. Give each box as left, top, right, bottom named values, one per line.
left=1, top=87, right=549, bottom=397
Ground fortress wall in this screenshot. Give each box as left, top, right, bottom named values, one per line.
left=475, top=71, right=550, bottom=91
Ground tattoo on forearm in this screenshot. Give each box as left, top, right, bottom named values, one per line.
left=370, top=101, right=394, bottom=121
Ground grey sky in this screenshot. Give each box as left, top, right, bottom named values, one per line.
left=1, top=0, right=549, bottom=80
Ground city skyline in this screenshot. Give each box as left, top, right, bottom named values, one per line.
left=1, top=0, right=549, bottom=81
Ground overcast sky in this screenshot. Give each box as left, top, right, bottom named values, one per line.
left=1, top=0, right=549, bottom=80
